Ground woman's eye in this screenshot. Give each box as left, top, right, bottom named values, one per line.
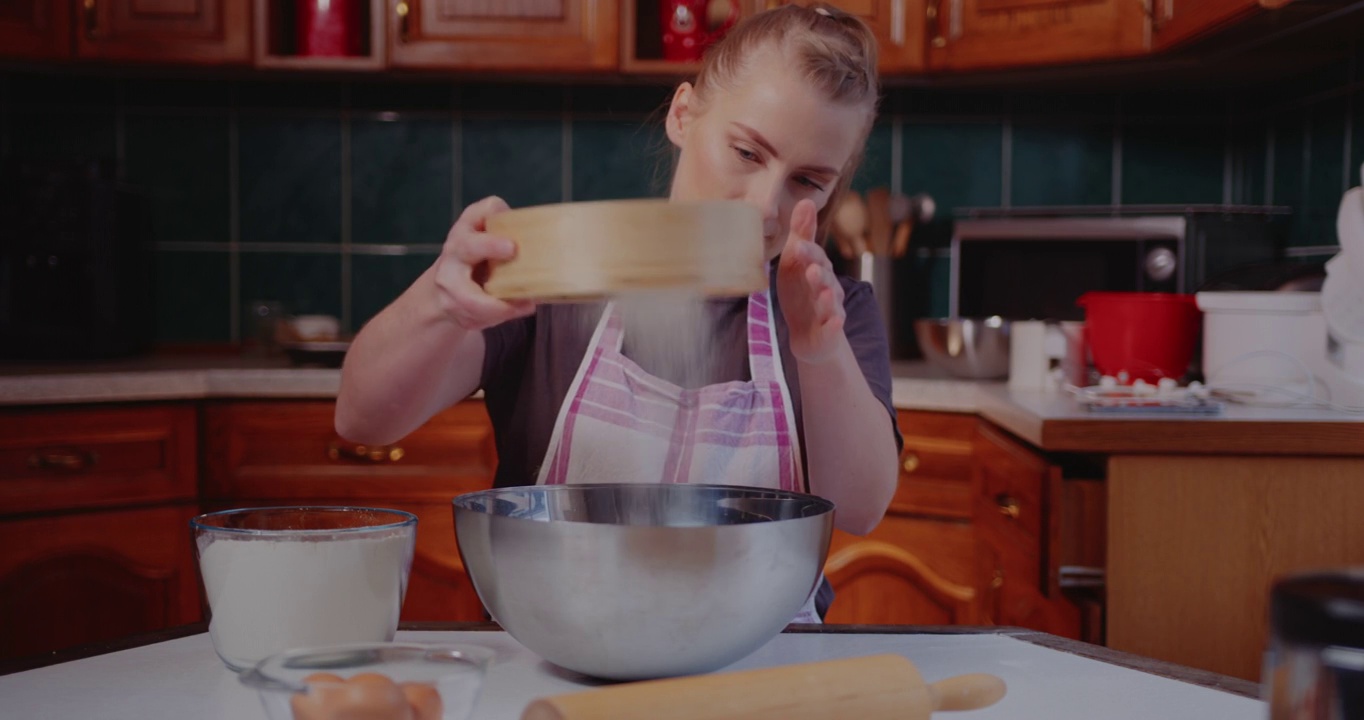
left=733, top=145, right=759, bottom=163
left=796, top=176, right=826, bottom=192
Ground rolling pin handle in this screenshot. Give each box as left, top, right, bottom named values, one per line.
left=928, top=673, right=1008, bottom=712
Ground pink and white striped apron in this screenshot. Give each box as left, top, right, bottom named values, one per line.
left=535, top=290, right=821, bottom=623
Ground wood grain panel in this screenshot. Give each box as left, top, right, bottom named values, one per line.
left=1152, top=0, right=1262, bottom=49
left=77, top=0, right=249, bottom=64
left=0, top=0, right=72, bottom=59
left=1106, top=455, right=1364, bottom=682
left=441, top=0, right=564, bottom=18
left=131, top=0, right=201, bottom=14
left=0, top=404, right=198, bottom=516
left=928, top=0, right=1147, bottom=71
left=393, top=0, right=616, bottom=71
left=202, top=400, right=496, bottom=502
left=0, top=505, right=203, bottom=662
left=1040, top=419, right=1364, bottom=456
left=825, top=515, right=976, bottom=624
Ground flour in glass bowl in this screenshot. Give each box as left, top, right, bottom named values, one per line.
left=197, top=531, right=414, bottom=671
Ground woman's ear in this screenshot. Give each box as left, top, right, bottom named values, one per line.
left=665, top=82, right=695, bottom=148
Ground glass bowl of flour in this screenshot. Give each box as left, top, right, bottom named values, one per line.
left=191, top=506, right=418, bottom=672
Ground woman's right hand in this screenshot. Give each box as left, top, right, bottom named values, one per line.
left=432, top=195, right=536, bottom=331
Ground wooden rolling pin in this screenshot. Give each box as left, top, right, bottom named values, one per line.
left=520, top=654, right=1006, bottom=720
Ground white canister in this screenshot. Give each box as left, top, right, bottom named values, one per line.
left=1195, top=291, right=1326, bottom=397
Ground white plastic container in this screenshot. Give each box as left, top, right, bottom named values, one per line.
left=1195, top=291, right=1327, bottom=398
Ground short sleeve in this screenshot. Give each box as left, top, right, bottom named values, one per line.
left=840, top=279, right=904, bottom=453
left=480, top=315, right=534, bottom=392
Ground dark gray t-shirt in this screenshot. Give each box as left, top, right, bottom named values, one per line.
left=478, top=272, right=903, bottom=489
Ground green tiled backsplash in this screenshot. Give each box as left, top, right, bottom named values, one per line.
left=0, top=68, right=1354, bottom=344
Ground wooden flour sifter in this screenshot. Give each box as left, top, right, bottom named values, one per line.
left=483, top=199, right=768, bottom=301
left=520, top=654, right=1006, bottom=720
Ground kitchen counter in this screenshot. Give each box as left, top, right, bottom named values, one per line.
left=3, top=356, right=1361, bottom=455
left=0, top=623, right=1261, bottom=719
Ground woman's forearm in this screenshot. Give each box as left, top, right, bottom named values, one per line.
left=335, top=266, right=485, bottom=445
left=797, top=339, right=899, bottom=536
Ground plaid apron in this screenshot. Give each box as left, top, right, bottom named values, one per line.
left=535, top=290, right=820, bottom=623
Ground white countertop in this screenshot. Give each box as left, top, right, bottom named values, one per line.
left=2, top=357, right=1360, bottom=454
left=0, top=629, right=1261, bottom=720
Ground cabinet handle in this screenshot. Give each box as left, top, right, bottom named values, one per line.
left=28, top=449, right=98, bottom=472
left=991, top=568, right=1005, bottom=590
left=83, top=0, right=97, bottom=40
left=994, top=493, right=1021, bottom=519
left=926, top=0, right=946, bottom=49
left=328, top=440, right=405, bottom=463
left=901, top=452, right=920, bottom=473
left=396, top=1, right=410, bottom=43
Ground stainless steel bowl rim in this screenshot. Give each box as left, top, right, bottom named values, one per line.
left=190, top=506, right=418, bottom=537
left=452, top=483, right=836, bottom=524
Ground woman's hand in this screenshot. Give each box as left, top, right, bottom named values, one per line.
left=432, top=196, right=536, bottom=331
left=777, top=199, right=847, bottom=364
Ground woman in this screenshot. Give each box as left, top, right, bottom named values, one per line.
left=336, top=4, right=901, bottom=621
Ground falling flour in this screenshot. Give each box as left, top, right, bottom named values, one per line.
left=198, top=533, right=413, bottom=669
left=611, top=288, right=718, bottom=391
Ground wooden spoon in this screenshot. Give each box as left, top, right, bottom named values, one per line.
left=865, top=187, right=893, bottom=257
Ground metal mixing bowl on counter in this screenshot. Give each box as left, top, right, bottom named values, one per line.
left=452, top=483, right=834, bottom=681
left=913, top=316, right=1012, bottom=379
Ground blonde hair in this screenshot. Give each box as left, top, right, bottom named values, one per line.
left=689, top=3, right=881, bottom=240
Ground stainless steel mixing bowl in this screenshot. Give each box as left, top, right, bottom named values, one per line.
left=452, top=483, right=834, bottom=680
left=914, top=316, right=1012, bottom=379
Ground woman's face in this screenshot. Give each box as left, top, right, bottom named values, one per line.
left=667, top=46, right=868, bottom=262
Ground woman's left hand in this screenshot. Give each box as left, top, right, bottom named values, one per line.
left=777, top=199, right=846, bottom=364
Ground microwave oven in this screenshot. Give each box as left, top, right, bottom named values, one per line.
left=949, top=207, right=1289, bottom=322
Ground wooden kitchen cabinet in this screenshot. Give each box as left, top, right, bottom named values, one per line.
left=1150, top=0, right=1292, bottom=50
left=822, top=410, right=978, bottom=625
left=926, top=0, right=1147, bottom=71
left=973, top=421, right=1101, bottom=641
left=74, top=0, right=251, bottom=65
left=755, top=0, right=927, bottom=72
left=202, top=399, right=497, bottom=623
left=0, top=504, right=203, bottom=662
left=0, top=0, right=73, bottom=60
left=389, top=0, right=618, bottom=72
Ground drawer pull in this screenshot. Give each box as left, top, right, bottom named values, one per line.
left=328, top=440, right=405, bottom=463
left=991, top=568, right=1005, bottom=589
left=994, top=493, right=1021, bottom=519
left=901, top=452, right=921, bottom=473
left=28, top=449, right=98, bottom=471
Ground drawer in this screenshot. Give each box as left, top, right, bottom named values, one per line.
left=892, top=411, right=976, bottom=519
left=203, top=400, right=496, bottom=502
left=973, top=424, right=1046, bottom=545
left=0, top=405, right=198, bottom=515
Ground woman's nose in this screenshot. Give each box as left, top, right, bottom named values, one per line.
left=746, top=177, right=784, bottom=237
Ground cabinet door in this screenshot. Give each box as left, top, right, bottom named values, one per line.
left=927, top=0, right=1147, bottom=71
left=1150, top=0, right=1288, bottom=49
left=390, top=0, right=618, bottom=71
left=757, top=0, right=927, bottom=72
left=0, top=505, right=203, bottom=662
left=0, top=0, right=72, bottom=59
left=824, top=515, right=976, bottom=624
left=75, top=0, right=250, bottom=65
left=894, top=410, right=975, bottom=520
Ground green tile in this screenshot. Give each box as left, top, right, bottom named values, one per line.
left=8, top=109, right=116, bottom=160
left=1012, top=122, right=1112, bottom=207
left=1272, top=113, right=1308, bottom=245
left=850, top=121, right=891, bottom=193
left=124, top=113, right=230, bottom=244
left=238, top=252, right=343, bottom=337
left=350, top=253, right=435, bottom=331
left=1121, top=121, right=1225, bottom=205
left=902, top=121, right=1002, bottom=213
left=1228, top=122, right=1268, bottom=206
left=462, top=117, right=562, bottom=209
left=154, top=250, right=232, bottom=343
left=1307, top=98, right=1349, bottom=246
left=239, top=116, right=342, bottom=244
left=569, top=119, right=668, bottom=201
left=352, top=117, right=453, bottom=245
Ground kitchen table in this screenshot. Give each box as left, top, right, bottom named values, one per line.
left=0, top=623, right=1262, bottom=719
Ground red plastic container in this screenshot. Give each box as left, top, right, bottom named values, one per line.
left=1076, top=292, right=1201, bottom=383
left=296, top=0, right=363, bottom=57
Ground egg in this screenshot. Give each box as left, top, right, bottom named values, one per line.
left=400, top=683, right=444, bottom=720
left=289, top=672, right=414, bottom=720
